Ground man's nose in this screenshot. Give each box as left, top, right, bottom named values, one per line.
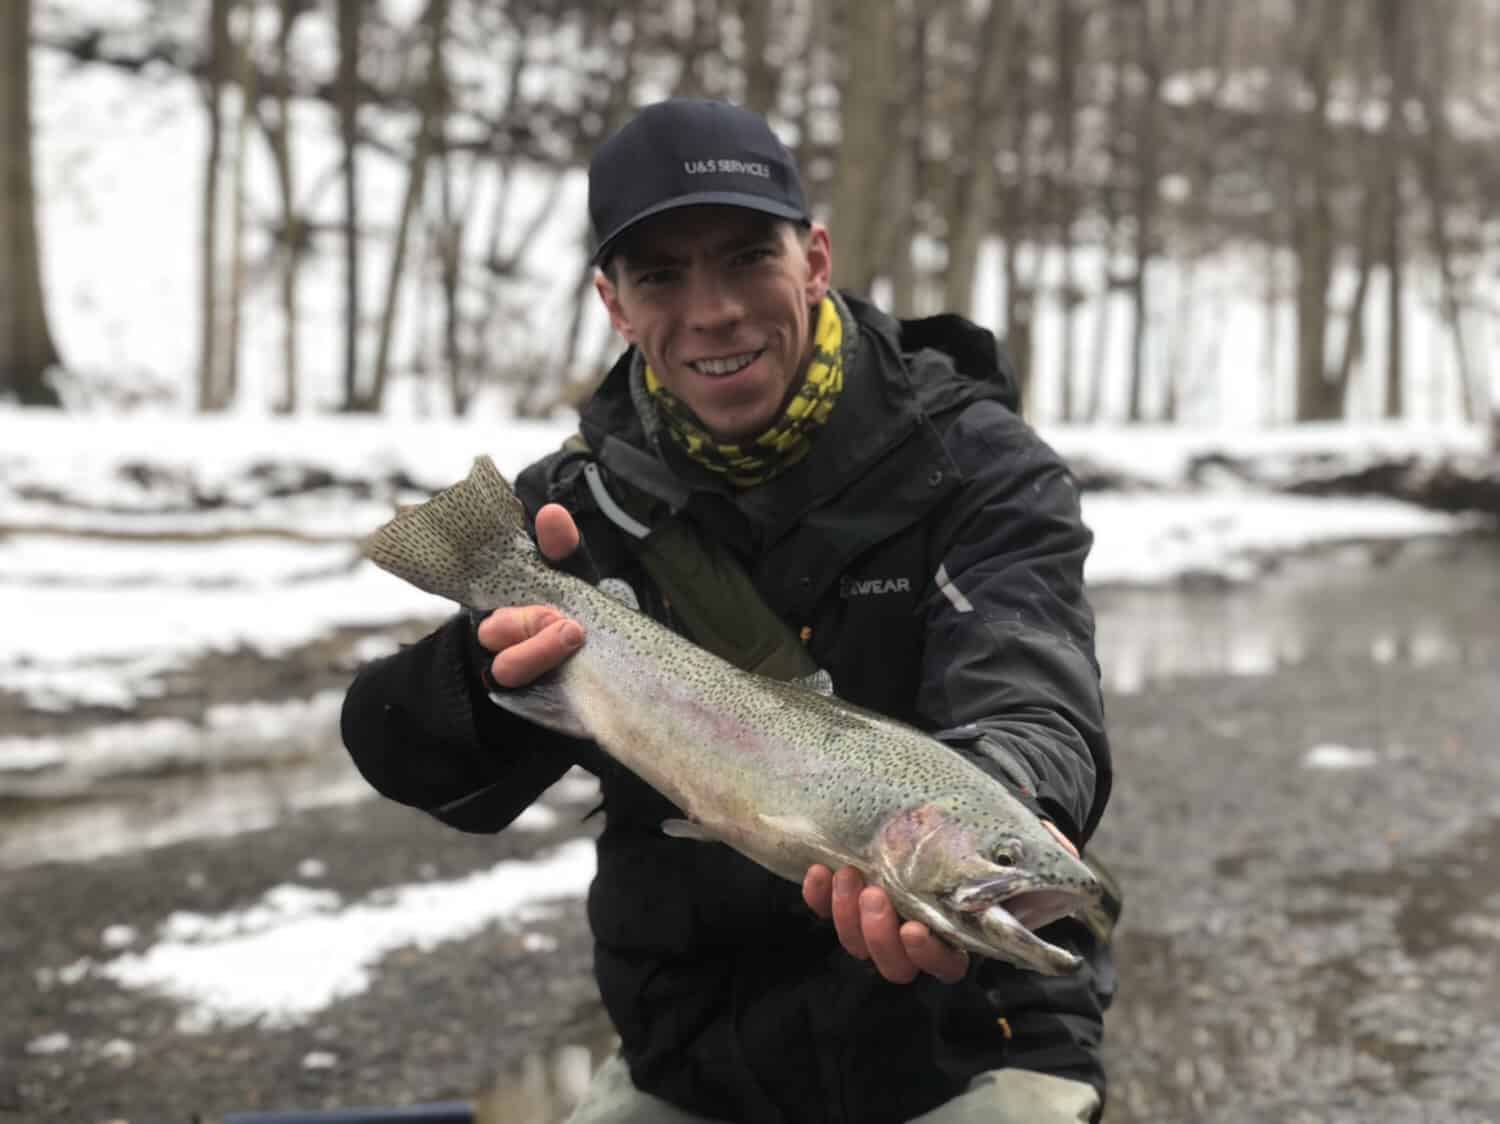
left=684, top=272, right=744, bottom=332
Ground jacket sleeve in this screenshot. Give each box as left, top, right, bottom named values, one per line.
left=339, top=451, right=593, bottom=833
left=917, top=401, right=1112, bottom=847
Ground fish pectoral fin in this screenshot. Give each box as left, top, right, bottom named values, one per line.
left=661, top=818, right=721, bottom=843
left=757, top=813, right=859, bottom=868
left=486, top=674, right=590, bottom=740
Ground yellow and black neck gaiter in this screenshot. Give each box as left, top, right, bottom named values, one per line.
left=644, top=296, right=845, bottom=489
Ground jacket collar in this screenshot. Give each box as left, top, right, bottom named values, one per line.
left=576, top=293, right=986, bottom=611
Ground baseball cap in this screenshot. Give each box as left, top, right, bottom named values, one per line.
left=588, top=98, right=810, bottom=268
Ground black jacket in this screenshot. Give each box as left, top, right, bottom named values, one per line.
left=341, top=293, right=1114, bottom=1124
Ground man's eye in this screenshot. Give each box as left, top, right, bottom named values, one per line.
left=732, top=247, right=774, bottom=268
left=634, top=270, right=678, bottom=286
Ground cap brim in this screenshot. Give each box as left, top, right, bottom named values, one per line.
left=592, top=191, right=810, bottom=266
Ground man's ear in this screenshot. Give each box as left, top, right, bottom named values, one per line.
left=594, top=270, right=637, bottom=344
left=803, top=224, right=832, bottom=305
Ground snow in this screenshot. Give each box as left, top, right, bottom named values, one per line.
left=97, top=839, right=597, bottom=1028
left=1302, top=744, right=1380, bottom=770
left=1, top=409, right=1489, bottom=718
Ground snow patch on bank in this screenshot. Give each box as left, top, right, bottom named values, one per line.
left=97, top=839, right=598, bottom=1028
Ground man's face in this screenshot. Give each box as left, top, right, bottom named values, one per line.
left=595, top=206, right=833, bottom=442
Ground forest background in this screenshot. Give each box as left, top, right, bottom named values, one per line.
left=2, top=0, right=1497, bottom=435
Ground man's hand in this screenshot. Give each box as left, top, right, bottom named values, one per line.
left=801, top=822, right=1078, bottom=985
left=475, top=503, right=585, bottom=687
left=801, top=865, right=970, bottom=985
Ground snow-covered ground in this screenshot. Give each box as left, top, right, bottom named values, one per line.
left=3, top=408, right=1489, bottom=716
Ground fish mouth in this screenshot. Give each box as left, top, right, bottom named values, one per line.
left=940, top=874, right=1093, bottom=974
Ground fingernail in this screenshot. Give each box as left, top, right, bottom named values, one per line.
left=861, top=894, right=885, bottom=919
left=560, top=622, right=584, bottom=648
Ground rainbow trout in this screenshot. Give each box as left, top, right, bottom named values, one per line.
left=363, top=456, right=1104, bottom=974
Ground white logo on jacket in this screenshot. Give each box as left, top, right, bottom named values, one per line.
left=839, top=576, right=912, bottom=598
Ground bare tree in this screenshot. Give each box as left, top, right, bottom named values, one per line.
left=1379, top=0, right=1407, bottom=418
left=258, top=0, right=308, bottom=415
left=0, top=0, right=62, bottom=406
left=1084, top=3, right=1127, bottom=423
left=739, top=0, right=777, bottom=116
left=1124, top=0, right=1164, bottom=423
left=336, top=0, right=362, bottom=410
left=1052, top=0, right=1085, bottom=421
left=1289, top=2, right=1346, bottom=421
left=197, top=0, right=232, bottom=411
left=829, top=0, right=901, bottom=293
left=1409, top=1, right=1478, bottom=421
left=221, top=9, right=258, bottom=411
left=367, top=0, right=450, bottom=412
left=885, top=0, right=931, bottom=319
left=941, top=0, right=1015, bottom=319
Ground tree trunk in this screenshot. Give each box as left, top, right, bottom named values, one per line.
left=1291, top=2, right=1343, bottom=422
left=0, top=0, right=62, bottom=406
left=337, top=0, right=362, bottom=410
left=886, top=1, right=928, bottom=319
left=1053, top=0, right=1082, bottom=421
left=368, top=0, right=449, bottom=413
left=1380, top=0, right=1406, bottom=419
left=942, top=0, right=1015, bottom=318
left=999, top=7, right=1037, bottom=403
left=197, top=0, right=231, bottom=411
left=739, top=0, right=776, bottom=116
left=828, top=0, right=900, bottom=294
left=1084, top=8, right=1125, bottom=424
left=1125, top=0, right=1161, bottom=424
left=1410, top=11, right=1476, bottom=422
left=265, top=0, right=304, bottom=415
left=221, top=12, right=256, bottom=411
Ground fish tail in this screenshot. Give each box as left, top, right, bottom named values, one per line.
left=362, top=455, right=532, bottom=604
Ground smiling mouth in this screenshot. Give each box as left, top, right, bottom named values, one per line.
left=689, top=349, right=763, bottom=377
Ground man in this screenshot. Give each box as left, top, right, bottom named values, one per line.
left=342, top=98, right=1114, bottom=1123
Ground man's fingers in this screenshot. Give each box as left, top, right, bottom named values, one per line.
left=476, top=605, right=562, bottom=653
left=899, top=922, right=969, bottom=984
left=830, top=867, right=871, bottom=961
left=535, top=503, right=580, bottom=562
left=1041, top=819, right=1080, bottom=858
left=487, top=616, right=585, bottom=688
left=859, top=886, right=918, bottom=984
left=802, top=865, right=834, bottom=920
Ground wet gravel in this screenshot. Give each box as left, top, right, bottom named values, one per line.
left=3, top=539, right=1498, bottom=1124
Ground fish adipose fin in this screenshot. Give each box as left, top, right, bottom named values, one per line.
left=486, top=674, right=590, bottom=740
left=362, top=455, right=529, bottom=604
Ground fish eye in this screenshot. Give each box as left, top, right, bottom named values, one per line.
left=991, top=838, right=1025, bottom=867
